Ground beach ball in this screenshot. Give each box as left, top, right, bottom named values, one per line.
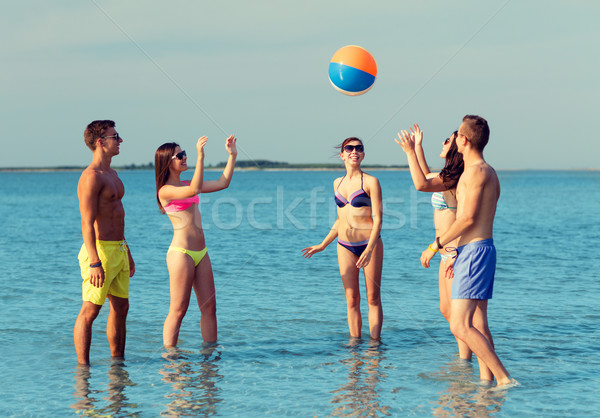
left=328, top=45, right=377, bottom=96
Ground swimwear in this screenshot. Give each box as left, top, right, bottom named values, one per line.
left=78, top=240, right=130, bottom=305
left=335, top=173, right=371, bottom=208
left=338, top=238, right=370, bottom=257
left=451, top=239, right=496, bottom=300
left=431, top=192, right=457, bottom=210
left=440, top=251, right=457, bottom=263
left=168, top=246, right=207, bottom=267
left=164, top=181, right=199, bottom=213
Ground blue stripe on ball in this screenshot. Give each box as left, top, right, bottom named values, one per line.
left=328, top=62, right=376, bottom=94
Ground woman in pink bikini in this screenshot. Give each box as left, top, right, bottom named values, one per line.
left=154, top=135, right=237, bottom=347
left=302, top=137, right=383, bottom=339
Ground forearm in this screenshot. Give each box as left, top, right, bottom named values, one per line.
left=219, top=153, right=237, bottom=189
left=321, top=219, right=339, bottom=247
left=437, top=217, right=473, bottom=248
left=81, top=222, right=100, bottom=263
left=365, top=217, right=382, bottom=253
left=189, top=155, right=205, bottom=192
left=406, top=150, right=429, bottom=190
left=415, top=145, right=431, bottom=175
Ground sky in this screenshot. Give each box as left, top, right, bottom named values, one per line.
left=1, top=0, right=598, bottom=169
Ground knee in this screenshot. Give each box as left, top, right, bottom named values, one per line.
left=366, top=292, right=381, bottom=307
left=78, top=304, right=101, bottom=323
left=449, top=321, right=467, bottom=340
left=200, top=298, right=217, bottom=317
left=440, top=303, right=451, bottom=322
left=345, top=291, right=360, bottom=309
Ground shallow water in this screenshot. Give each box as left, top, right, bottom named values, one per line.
left=0, top=170, right=599, bottom=416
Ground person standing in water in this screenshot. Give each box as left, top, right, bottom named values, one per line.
left=395, top=124, right=472, bottom=361
left=406, top=115, right=515, bottom=386
left=75, top=120, right=135, bottom=365
left=155, top=134, right=237, bottom=347
left=302, top=137, right=383, bottom=339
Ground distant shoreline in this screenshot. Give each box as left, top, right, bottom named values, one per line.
left=0, top=165, right=410, bottom=173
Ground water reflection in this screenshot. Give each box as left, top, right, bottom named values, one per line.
left=429, top=359, right=507, bottom=417
left=160, top=344, right=223, bottom=416
left=71, top=360, right=137, bottom=416
left=329, top=338, right=391, bottom=417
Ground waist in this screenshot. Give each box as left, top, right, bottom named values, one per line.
left=457, top=238, right=494, bottom=251
left=96, top=239, right=126, bottom=245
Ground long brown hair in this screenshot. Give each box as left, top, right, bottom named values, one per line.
left=155, top=142, right=179, bottom=214
left=439, top=131, right=464, bottom=189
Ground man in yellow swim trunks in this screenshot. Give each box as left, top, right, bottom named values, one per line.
left=74, top=120, right=135, bottom=365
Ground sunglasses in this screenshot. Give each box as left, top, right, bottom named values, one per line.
left=343, top=144, right=364, bottom=153
left=101, top=133, right=121, bottom=141
left=171, top=150, right=187, bottom=160
left=443, top=138, right=451, bottom=145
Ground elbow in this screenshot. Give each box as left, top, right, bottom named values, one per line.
left=415, top=182, right=428, bottom=192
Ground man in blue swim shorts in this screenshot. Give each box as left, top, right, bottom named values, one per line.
left=74, top=120, right=135, bottom=365
left=419, top=115, right=516, bottom=387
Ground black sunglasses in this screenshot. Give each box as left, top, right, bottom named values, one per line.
left=101, top=133, right=121, bottom=141
left=443, top=137, right=451, bottom=145
left=343, top=144, right=364, bottom=153
left=171, top=150, right=187, bottom=160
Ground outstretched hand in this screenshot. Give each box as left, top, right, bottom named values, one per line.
left=411, top=124, right=423, bottom=146
left=197, top=136, right=208, bottom=156
left=225, top=134, right=237, bottom=156
left=301, top=244, right=324, bottom=259
left=395, top=130, right=416, bottom=154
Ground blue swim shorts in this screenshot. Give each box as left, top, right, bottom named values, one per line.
left=451, top=239, right=496, bottom=300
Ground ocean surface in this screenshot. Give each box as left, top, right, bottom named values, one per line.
left=0, top=169, right=599, bottom=417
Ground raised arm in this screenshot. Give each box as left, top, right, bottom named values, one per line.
left=77, top=171, right=104, bottom=288
left=396, top=130, right=447, bottom=192
left=159, top=137, right=207, bottom=201
left=412, top=124, right=431, bottom=176
left=202, top=135, right=237, bottom=193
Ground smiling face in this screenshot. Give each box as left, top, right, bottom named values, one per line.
left=169, top=146, right=188, bottom=172
left=340, top=139, right=365, bottom=166
left=98, top=127, right=123, bottom=156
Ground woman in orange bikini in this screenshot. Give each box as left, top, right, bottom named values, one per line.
left=155, top=135, right=237, bottom=347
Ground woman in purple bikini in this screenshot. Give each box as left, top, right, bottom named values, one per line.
left=302, top=137, right=383, bottom=339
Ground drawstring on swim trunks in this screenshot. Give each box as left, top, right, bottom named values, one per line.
left=120, top=239, right=128, bottom=252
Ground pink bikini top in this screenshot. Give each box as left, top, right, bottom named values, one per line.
left=163, top=181, right=199, bottom=213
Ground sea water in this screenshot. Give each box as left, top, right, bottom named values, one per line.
left=0, top=170, right=599, bottom=416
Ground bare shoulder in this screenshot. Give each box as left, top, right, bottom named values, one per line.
left=463, top=162, right=496, bottom=184
left=78, top=167, right=106, bottom=190
left=362, top=172, right=381, bottom=193
left=333, top=176, right=344, bottom=189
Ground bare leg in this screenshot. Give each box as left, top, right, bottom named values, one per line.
left=163, top=251, right=195, bottom=347
left=450, top=299, right=511, bottom=385
left=438, top=260, right=472, bottom=360
left=337, top=244, right=362, bottom=338
left=472, top=300, right=494, bottom=381
left=192, top=254, right=217, bottom=342
left=107, top=295, right=129, bottom=359
left=363, top=238, right=383, bottom=340
left=74, top=301, right=102, bottom=365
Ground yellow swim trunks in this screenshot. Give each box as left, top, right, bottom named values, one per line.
left=78, top=240, right=130, bottom=305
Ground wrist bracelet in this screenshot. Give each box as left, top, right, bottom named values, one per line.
left=428, top=244, right=438, bottom=253
left=90, top=261, right=102, bottom=268
left=436, top=237, right=443, bottom=251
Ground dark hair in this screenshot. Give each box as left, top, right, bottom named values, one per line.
left=461, top=115, right=490, bottom=152
left=155, top=142, right=179, bottom=214
left=335, top=137, right=363, bottom=152
left=439, top=131, right=464, bottom=189
left=84, top=120, right=115, bottom=151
